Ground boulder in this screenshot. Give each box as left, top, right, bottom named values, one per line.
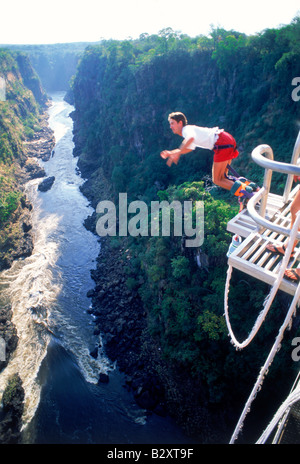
left=25, top=160, right=46, bottom=180
left=38, top=176, right=55, bottom=192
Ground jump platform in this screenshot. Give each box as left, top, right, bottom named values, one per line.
left=226, top=131, right=300, bottom=297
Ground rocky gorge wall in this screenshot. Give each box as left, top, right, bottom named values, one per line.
left=0, top=49, right=55, bottom=443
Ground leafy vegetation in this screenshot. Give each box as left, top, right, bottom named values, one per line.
left=0, top=173, right=21, bottom=225
left=1, top=373, right=24, bottom=411
left=130, top=184, right=233, bottom=370
left=0, top=50, right=45, bottom=225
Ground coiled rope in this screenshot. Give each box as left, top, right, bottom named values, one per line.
left=229, top=280, right=300, bottom=443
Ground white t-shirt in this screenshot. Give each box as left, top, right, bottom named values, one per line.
left=182, top=125, right=223, bottom=150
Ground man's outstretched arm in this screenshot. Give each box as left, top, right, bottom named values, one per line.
left=160, top=137, right=194, bottom=164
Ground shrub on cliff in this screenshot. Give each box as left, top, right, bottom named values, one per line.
left=0, top=374, right=24, bottom=444
left=120, top=182, right=238, bottom=401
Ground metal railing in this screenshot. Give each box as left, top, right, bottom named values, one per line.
left=246, top=129, right=300, bottom=240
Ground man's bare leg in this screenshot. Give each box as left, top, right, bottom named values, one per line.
left=212, top=160, right=234, bottom=191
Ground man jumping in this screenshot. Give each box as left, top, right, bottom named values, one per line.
left=160, top=112, right=239, bottom=191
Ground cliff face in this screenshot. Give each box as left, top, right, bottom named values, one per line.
left=2, top=42, right=98, bottom=93
left=15, top=53, right=48, bottom=106
left=0, top=49, right=54, bottom=270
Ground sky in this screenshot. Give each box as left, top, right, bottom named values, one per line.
left=0, top=0, right=299, bottom=45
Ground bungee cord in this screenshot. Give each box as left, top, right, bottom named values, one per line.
left=256, top=372, right=300, bottom=443
left=229, top=280, right=300, bottom=443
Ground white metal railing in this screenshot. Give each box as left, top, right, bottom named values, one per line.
left=246, top=130, right=300, bottom=240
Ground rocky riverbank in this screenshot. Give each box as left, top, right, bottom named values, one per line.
left=21, top=111, right=55, bottom=179
left=84, top=231, right=225, bottom=443
left=88, top=237, right=166, bottom=409
left=0, top=109, right=55, bottom=444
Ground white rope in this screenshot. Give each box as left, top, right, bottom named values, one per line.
left=224, top=212, right=300, bottom=350
left=230, top=280, right=300, bottom=443
left=224, top=264, right=274, bottom=349
left=256, top=373, right=300, bottom=444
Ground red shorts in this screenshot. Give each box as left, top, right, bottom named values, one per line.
left=213, top=131, right=239, bottom=163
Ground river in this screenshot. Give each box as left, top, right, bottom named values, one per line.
left=0, top=92, right=192, bottom=445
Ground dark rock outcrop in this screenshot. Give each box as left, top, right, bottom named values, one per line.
left=24, top=160, right=46, bottom=180
left=0, top=305, right=18, bottom=373
left=0, top=202, right=34, bottom=271
left=87, top=237, right=168, bottom=419
left=38, top=176, right=55, bottom=192
left=85, top=235, right=218, bottom=440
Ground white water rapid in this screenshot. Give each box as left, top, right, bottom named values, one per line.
left=0, top=92, right=110, bottom=430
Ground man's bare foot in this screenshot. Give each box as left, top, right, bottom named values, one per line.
left=266, top=243, right=295, bottom=258
left=284, top=268, right=300, bottom=282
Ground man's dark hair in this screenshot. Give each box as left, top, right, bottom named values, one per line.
left=168, top=112, right=188, bottom=126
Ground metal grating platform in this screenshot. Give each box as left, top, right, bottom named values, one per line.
left=227, top=192, right=285, bottom=238
left=227, top=188, right=300, bottom=296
